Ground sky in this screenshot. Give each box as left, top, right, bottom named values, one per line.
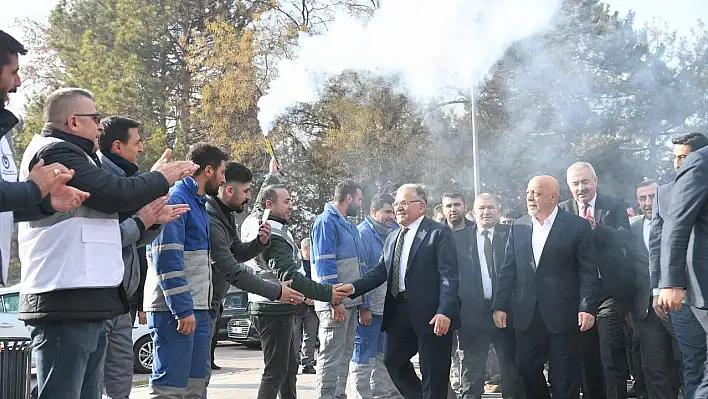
left=1, top=0, right=706, bottom=115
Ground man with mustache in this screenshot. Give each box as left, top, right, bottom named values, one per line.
left=144, top=143, right=229, bottom=398
left=444, top=192, right=525, bottom=399
left=494, top=175, right=599, bottom=399
left=559, top=161, right=633, bottom=399
left=204, top=159, right=304, bottom=393
left=650, top=132, right=708, bottom=399
left=310, top=179, right=367, bottom=399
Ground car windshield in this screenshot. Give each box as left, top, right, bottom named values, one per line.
left=223, top=293, right=247, bottom=310
left=2, top=294, right=19, bottom=313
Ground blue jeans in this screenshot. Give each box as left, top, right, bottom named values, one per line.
left=352, top=314, right=385, bottom=364
left=688, top=306, right=708, bottom=399
left=148, top=310, right=212, bottom=397
left=28, top=320, right=108, bottom=399
left=672, top=304, right=707, bottom=399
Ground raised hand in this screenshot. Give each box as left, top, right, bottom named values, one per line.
left=137, top=197, right=168, bottom=228
left=151, top=149, right=173, bottom=172
left=50, top=184, right=90, bottom=212
left=269, top=157, right=282, bottom=176
left=258, top=222, right=271, bottom=245
left=155, top=161, right=199, bottom=186
left=154, top=204, right=191, bottom=225
left=27, top=159, right=74, bottom=197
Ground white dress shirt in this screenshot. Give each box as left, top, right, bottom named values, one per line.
left=531, top=207, right=559, bottom=266
left=643, top=217, right=651, bottom=251
left=477, top=226, right=495, bottom=299
left=576, top=194, right=597, bottom=218
left=398, top=215, right=425, bottom=291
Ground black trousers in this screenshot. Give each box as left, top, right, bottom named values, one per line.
left=516, top=307, right=581, bottom=399
left=252, top=313, right=298, bottom=399
left=457, top=305, right=525, bottom=399
left=384, top=297, right=453, bottom=399
left=624, top=321, right=647, bottom=396
left=581, top=297, right=630, bottom=399
left=633, top=307, right=681, bottom=399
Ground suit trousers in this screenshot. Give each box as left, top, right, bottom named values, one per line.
left=384, top=297, right=453, bottom=399
left=689, top=307, right=708, bottom=399
left=633, top=306, right=681, bottom=399
left=516, top=307, right=581, bottom=399
left=457, top=305, right=525, bottom=399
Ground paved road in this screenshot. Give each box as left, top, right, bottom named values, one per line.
left=131, top=342, right=507, bottom=398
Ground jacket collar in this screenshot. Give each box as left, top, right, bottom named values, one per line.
left=42, top=127, right=101, bottom=166
left=365, top=215, right=391, bottom=239
left=103, top=152, right=139, bottom=176
left=98, top=151, right=127, bottom=177
left=324, top=202, right=353, bottom=228
left=0, top=108, right=18, bottom=140
left=176, top=176, right=205, bottom=204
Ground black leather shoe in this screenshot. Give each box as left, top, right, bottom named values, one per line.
left=211, top=362, right=221, bottom=370
left=302, top=365, right=316, bottom=374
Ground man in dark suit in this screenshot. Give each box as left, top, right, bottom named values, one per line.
left=442, top=192, right=524, bottom=399
left=650, top=132, right=708, bottom=399
left=493, top=175, right=600, bottom=399
left=335, top=183, right=460, bottom=399
left=559, top=161, right=633, bottom=399
left=629, top=180, right=680, bottom=399
left=658, top=143, right=708, bottom=397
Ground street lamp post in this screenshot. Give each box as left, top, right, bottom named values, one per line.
left=470, top=86, right=481, bottom=199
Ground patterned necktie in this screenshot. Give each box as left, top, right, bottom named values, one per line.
left=581, top=203, right=589, bottom=218
left=390, top=227, right=409, bottom=297
left=482, top=230, right=496, bottom=284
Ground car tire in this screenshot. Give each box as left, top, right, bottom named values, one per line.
left=133, top=335, right=154, bottom=374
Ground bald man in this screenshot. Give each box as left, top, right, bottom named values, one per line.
left=492, top=176, right=600, bottom=399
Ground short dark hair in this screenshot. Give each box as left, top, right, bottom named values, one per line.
left=370, top=194, right=394, bottom=212
left=442, top=192, right=466, bottom=204
left=224, top=162, right=252, bottom=185
left=99, top=116, right=141, bottom=154
left=334, top=180, right=362, bottom=203
left=256, top=184, right=288, bottom=209
left=186, top=142, right=229, bottom=176
left=0, top=30, right=27, bottom=69
left=637, top=179, right=659, bottom=189
left=671, top=132, right=708, bottom=152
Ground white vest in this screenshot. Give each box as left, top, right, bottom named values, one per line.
left=18, top=135, right=124, bottom=295
left=0, top=135, right=18, bottom=286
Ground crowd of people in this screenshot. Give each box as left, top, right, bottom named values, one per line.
left=2, top=26, right=708, bottom=399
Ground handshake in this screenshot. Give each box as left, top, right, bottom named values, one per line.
left=331, top=283, right=354, bottom=303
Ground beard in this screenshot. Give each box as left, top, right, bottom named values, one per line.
left=205, top=177, right=220, bottom=197
left=345, top=203, right=360, bottom=217
left=230, top=199, right=248, bottom=213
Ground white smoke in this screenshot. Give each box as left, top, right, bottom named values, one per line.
left=257, top=0, right=564, bottom=134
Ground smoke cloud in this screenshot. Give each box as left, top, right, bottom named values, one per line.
left=257, top=0, right=564, bottom=134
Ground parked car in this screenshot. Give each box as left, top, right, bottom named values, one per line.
left=0, top=284, right=154, bottom=374
left=215, top=287, right=248, bottom=341
left=226, top=292, right=260, bottom=348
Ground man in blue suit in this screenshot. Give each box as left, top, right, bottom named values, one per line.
left=336, top=184, right=460, bottom=399
left=658, top=138, right=708, bottom=397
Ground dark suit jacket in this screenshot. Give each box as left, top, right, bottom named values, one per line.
left=629, top=216, right=651, bottom=319
left=660, top=146, right=708, bottom=308
left=649, top=183, right=671, bottom=291
left=351, top=217, right=461, bottom=335
left=455, top=222, right=510, bottom=330
left=492, top=208, right=600, bottom=333
left=559, top=193, right=633, bottom=299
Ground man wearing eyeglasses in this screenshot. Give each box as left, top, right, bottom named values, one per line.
left=16, top=87, right=199, bottom=399
left=335, top=184, right=461, bottom=399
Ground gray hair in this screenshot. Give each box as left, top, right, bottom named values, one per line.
left=567, top=161, right=597, bottom=179
left=397, top=183, right=427, bottom=204
left=474, top=193, right=498, bottom=206
left=43, top=88, right=94, bottom=128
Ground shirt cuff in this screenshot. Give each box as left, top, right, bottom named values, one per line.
left=652, top=288, right=660, bottom=296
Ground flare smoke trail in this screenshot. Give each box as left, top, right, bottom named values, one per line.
left=257, top=0, right=564, bottom=134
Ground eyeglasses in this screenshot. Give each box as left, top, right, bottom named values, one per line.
left=393, top=200, right=423, bottom=208
left=72, top=113, right=102, bottom=125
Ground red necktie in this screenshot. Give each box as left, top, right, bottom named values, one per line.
left=581, top=203, right=589, bottom=218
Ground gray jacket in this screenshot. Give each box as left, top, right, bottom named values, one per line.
left=99, top=152, right=161, bottom=298
left=206, top=174, right=282, bottom=311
